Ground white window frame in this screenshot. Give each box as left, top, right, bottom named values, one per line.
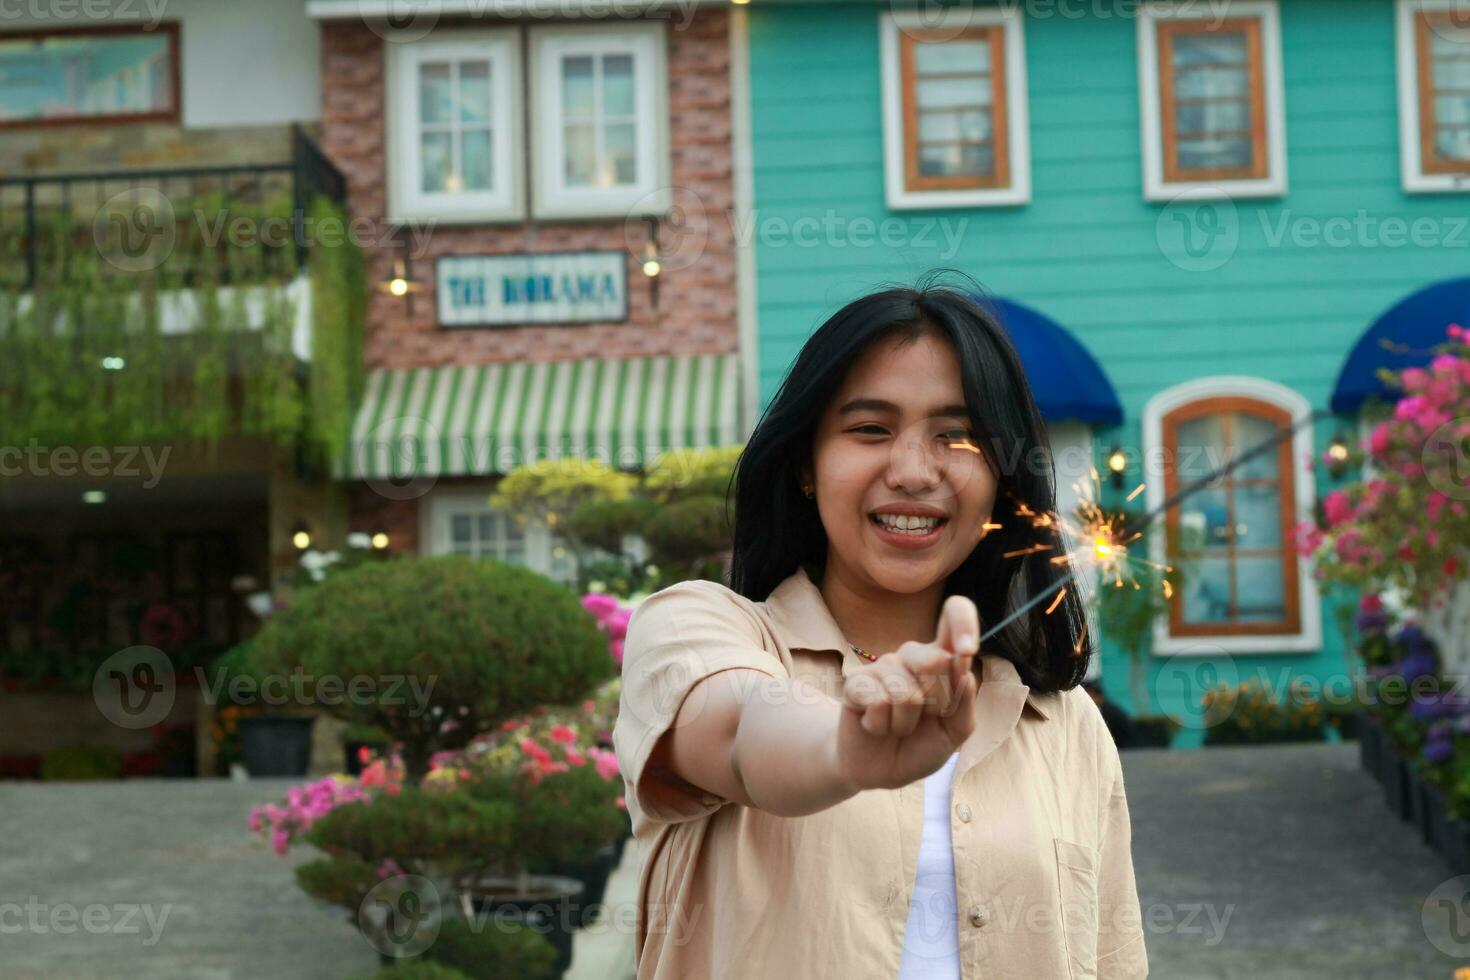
left=1136, top=1, right=1288, bottom=202
left=879, top=7, right=1031, bottom=209
left=1047, top=421, right=1104, bottom=679
left=1142, top=376, right=1321, bottom=655
left=385, top=29, right=524, bottom=224
left=420, top=484, right=577, bottom=585
left=1396, top=0, right=1470, bottom=193
left=529, top=22, right=670, bottom=219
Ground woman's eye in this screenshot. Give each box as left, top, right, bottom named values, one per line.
left=852, top=425, right=887, bottom=435
left=942, top=429, right=977, bottom=442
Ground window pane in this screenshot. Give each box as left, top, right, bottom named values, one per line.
left=1182, top=556, right=1232, bottom=624
left=1175, top=414, right=1225, bottom=482
left=914, top=39, right=990, bottom=75
left=1175, top=100, right=1250, bottom=136
left=1174, top=65, right=1250, bottom=100
left=1436, top=126, right=1470, bottom=161
left=0, top=31, right=173, bottom=121
left=1176, top=137, right=1252, bottom=171
left=420, top=131, right=452, bottom=192
left=420, top=62, right=452, bottom=124
left=605, top=122, right=637, bottom=185
left=504, top=547, right=526, bottom=565
left=918, top=142, right=992, bottom=178
left=1235, top=555, right=1286, bottom=622
left=477, top=514, right=495, bottom=543
left=1172, top=31, right=1247, bottom=68
left=1432, top=52, right=1470, bottom=88
left=459, top=60, right=491, bottom=124
left=917, top=76, right=991, bottom=110
left=564, top=123, right=596, bottom=185
left=461, top=128, right=492, bottom=190
left=1234, top=483, right=1282, bottom=549
left=1178, top=486, right=1231, bottom=551
left=1233, top=413, right=1280, bottom=479
left=1434, top=94, right=1470, bottom=126
left=604, top=54, right=635, bottom=116
left=450, top=514, right=471, bottom=544
left=505, top=519, right=526, bottom=543
left=562, top=55, right=595, bottom=117
left=918, top=108, right=991, bottom=142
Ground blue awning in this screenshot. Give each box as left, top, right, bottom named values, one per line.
left=972, top=295, right=1124, bottom=426
left=1331, top=277, right=1470, bottom=414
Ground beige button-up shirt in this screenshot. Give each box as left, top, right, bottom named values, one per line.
left=613, top=567, right=1148, bottom=980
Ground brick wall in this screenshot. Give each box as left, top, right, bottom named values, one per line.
left=319, top=9, right=738, bottom=372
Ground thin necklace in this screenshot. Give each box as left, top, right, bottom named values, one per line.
left=849, top=643, right=879, bottom=663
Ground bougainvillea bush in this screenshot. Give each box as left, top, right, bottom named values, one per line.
left=1297, top=323, right=1470, bottom=606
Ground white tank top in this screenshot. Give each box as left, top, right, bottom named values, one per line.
left=897, top=751, right=962, bottom=980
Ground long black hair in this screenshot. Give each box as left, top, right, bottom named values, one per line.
left=727, top=276, right=1091, bottom=694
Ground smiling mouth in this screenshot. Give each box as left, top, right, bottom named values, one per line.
left=869, top=514, right=948, bottom=536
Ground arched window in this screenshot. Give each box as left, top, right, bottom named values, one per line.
left=1144, top=378, right=1321, bottom=654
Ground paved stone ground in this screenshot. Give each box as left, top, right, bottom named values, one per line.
left=1, top=743, right=1465, bottom=979
left=1127, top=742, right=1466, bottom=979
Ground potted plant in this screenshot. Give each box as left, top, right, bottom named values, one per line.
left=1200, top=679, right=1328, bottom=747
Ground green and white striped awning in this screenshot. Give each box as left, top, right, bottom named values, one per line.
left=340, top=354, right=742, bottom=480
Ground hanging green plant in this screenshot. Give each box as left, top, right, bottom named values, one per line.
left=0, top=193, right=364, bottom=459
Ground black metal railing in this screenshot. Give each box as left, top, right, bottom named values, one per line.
left=0, top=123, right=348, bottom=291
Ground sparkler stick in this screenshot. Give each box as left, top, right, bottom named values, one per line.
left=946, top=408, right=1331, bottom=658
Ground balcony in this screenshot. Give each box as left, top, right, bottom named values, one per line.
left=0, top=125, right=363, bottom=462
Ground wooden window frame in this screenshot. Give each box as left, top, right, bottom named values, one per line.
left=1156, top=17, right=1269, bottom=183
left=899, top=26, right=1010, bottom=193
left=1136, top=1, right=1286, bottom=201
left=0, top=22, right=181, bottom=130
left=879, top=8, right=1030, bottom=210
left=1414, top=9, right=1470, bottom=175
left=1161, top=396, right=1301, bottom=639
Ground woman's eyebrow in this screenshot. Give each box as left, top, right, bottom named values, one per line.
left=837, top=397, right=970, bottom=418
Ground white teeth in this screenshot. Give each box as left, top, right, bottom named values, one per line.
left=874, top=514, right=940, bottom=533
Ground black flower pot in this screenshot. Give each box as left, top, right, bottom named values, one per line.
left=1423, top=781, right=1451, bottom=854
left=469, top=874, right=584, bottom=976
left=1359, top=715, right=1382, bottom=782
left=1382, top=751, right=1414, bottom=822
left=531, top=841, right=624, bottom=928
left=1412, top=772, right=1435, bottom=847
left=239, top=716, right=316, bottom=778
left=1442, top=815, right=1470, bottom=876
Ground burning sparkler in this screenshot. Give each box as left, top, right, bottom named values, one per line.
left=954, top=408, right=1326, bottom=653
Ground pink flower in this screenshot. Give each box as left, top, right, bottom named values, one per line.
left=549, top=724, right=576, bottom=746
left=565, top=749, right=586, bottom=768
left=499, top=718, right=526, bottom=733
left=520, top=737, right=553, bottom=765
left=1428, top=491, right=1449, bottom=522
left=615, top=795, right=627, bottom=810
left=1449, top=323, right=1465, bottom=340
left=1430, top=353, right=1460, bottom=375
left=611, top=638, right=625, bottom=666
left=582, top=593, right=622, bottom=619
left=1359, top=594, right=1384, bottom=614
left=592, top=748, right=621, bottom=781
left=1369, top=423, right=1392, bottom=457
left=272, top=828, right=289, bottom=857
left=1323, top=490, right=1354, bottom=527
left=1402, top=367, right=1430, bottom=391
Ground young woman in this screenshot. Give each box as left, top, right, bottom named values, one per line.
left=613, top=283, right=1148, bottom=980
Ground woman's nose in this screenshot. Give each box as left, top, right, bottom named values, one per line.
left=886, top=429, right=941, bottom=491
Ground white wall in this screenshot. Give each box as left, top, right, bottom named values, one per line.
left=7, top=0, right=321, bottom=128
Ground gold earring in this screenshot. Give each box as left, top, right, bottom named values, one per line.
left=802, top=484, right=814, bottom=498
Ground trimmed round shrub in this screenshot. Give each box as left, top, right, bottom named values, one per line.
left=303, top=788, right=516, bottom=881
left=423, top=918, right=558, bottom=980
left=643, top=495, right=731, bottom=572
left=564, top=497, right=656, bottom=554
left=243, top=556, right=615, bottom=781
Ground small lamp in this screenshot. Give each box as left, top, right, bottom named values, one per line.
left=1325, top=430, right=1351, bottom=480
left=1106, top=444, right=1128, bottom=491
left=640, top=215, right=662, bottom=308
left=371, top=527, right=390, bottom=550
left=379, top=238, right=421, bottom=315
left=290, top=521, right=312, bottom=552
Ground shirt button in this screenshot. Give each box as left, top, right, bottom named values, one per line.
left=956, top=803, right=972, bottom=823
left=968, top=904, right=989, bottom=928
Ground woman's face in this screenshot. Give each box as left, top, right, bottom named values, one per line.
left=804, top=329, right=999, bottom=595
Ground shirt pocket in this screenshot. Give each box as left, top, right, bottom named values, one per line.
left=1053, top=836, right=1100, bottom=980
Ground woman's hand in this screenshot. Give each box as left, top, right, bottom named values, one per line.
left=835, top=595, right=981, bottom=792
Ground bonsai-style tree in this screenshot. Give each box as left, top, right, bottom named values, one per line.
left=241, top=555, right=614, bottom=783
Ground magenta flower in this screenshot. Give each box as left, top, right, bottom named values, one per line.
left=1323, top=490, right=1354, bottom=527
left=549, top=724, right=577, bottom=745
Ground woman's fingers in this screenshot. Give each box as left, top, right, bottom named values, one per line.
left=936, top=594, right=981, bottom=658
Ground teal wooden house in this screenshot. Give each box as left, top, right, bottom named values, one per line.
left=733, top=0, right=1470, bottom=743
